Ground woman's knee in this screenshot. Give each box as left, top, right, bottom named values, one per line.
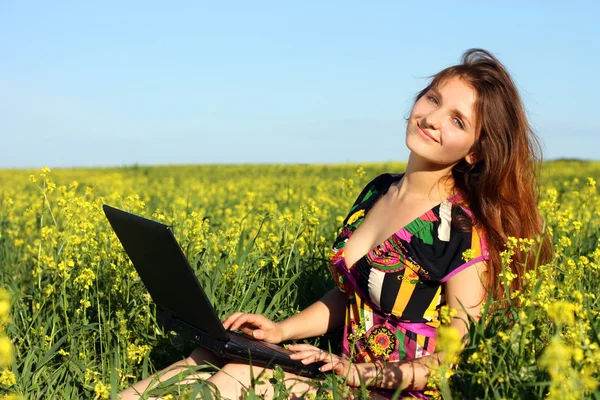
left=188, top=346, right=225, bottom=368
left=208, top=363, right=272, bottom=399
left=211, top=362, right=275, bottom=388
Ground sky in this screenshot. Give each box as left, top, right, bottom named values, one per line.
left=1, top=1, right=599, bottom=168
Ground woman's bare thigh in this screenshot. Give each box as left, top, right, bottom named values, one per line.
left=119, top=346, right=226, bottom=400
left=207, top=362, right=317, bottom=399
left=206, top=362, right=392, bottom=400
left=121, top=348, right=393, bottom=399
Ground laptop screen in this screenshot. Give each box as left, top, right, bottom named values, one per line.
left=103, top=205, right=228, bottom=341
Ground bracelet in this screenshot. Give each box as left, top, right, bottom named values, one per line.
left=372, top=360, right=384, bottom=388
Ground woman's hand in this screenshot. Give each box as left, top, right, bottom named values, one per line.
left=222, top=312, right=285, bottom=344
left=287, top=344, right=362, bottom=387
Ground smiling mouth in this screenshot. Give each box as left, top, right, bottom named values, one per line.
left=416, top=124, right=438, bottom=143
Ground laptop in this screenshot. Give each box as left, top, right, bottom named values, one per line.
left=102, top=204, right=326, bottom=379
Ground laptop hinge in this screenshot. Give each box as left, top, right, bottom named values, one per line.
left=156, top=309, right=228, bottom=358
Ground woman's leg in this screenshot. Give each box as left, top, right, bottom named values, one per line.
left=207, top=362, right=317, bottom=400
left=119, top=346, right=226, bottom=400
left=207, top=363, right=392, bottom=400
left=120, top=349, right=392, bottom=399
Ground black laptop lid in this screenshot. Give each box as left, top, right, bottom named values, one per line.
left=103, top=205, right=228, bottom=341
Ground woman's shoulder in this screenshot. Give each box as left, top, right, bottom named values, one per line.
left=358, top=172, right=403, bottom=197
left=346, top=172, right=403, bottom=213
left=406, top=196, right=488, bottom=281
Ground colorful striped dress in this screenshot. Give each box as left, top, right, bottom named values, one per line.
left=328, top=173, right=489, bottom=399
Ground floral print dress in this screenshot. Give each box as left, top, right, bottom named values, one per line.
left=328, top=173, right=489, bottom=399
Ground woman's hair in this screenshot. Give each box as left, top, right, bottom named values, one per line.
left=415, top=48, right=553, bottom=303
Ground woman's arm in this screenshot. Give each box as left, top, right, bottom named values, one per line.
left=278, top=287, right=347, bottom=341
left=223, top=287, right=347, bottom=343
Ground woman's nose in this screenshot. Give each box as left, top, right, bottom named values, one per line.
left=421, top=109, right=443, bottom=130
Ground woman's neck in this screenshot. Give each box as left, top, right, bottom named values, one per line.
left=395, top=153, right=456, bottom=202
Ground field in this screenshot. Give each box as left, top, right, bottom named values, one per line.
left=0, top=161, right=599, bottom=399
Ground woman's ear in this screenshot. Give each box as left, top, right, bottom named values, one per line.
left=465, top=153, right=476, bottom=164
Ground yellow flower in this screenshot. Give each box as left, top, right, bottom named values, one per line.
left=546, top=301, right=576, bottom=326
left=573, top=348, right=584, bottom=362
left=540, top=338, right=570, bottom=371
left=587, top=177, right=596, bottom=188
left=2, top=394, right=23, bottom=400
left=581, top=365, right=599, bottom=392
left=497, top=331, right=510, bottom=342
left=347, top=209, right=365, bottom=225
left=558, top=236, right=572, bottom=248
left=0, top=290, right=11, bottom=305
left=439, top=305, right=457, bottom=325
left=80, top=299, right=92, bottom=309
left=0, top=369, right=16, bottom=386
left=127, top=343, right=151, bottom=365
left=73, top=267, right=96, bottom=290
left=93, top=382, right=110, bottom=399
left=0, top=300, right=10, bottom=326
left=436, top=326, right=462, bottom=364
left=84, top=368, right=99, bottom=382
left=271, top=255, right=279, bottom=267
left=355, top=167, right=366, bottom=179
left=0, top=337, right=13, bottom=368
left=461, top=249, right=475, bottom=262
left=43, top=285, right=54, bottom=296
left=518, top=237, right=535, bottom=252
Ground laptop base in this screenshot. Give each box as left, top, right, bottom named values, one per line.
left=157, top=309, right=327, bottom=379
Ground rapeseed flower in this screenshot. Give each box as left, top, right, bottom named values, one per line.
left=0, top=370, right=16, bottom=387
left=546, top=301, right=576, bottom=327
left=127, top=343, right=151, bottom=365
left=93, top=382, right=110, bottom=399
left=461, top=249, right=475, bottom=262
left=439, top=305, right=457, bottom=325
left=0, top=291, right=11, bottom=326
left=436, top=325, right=462, bottom=365
left=0, top=337, right=13, bottom=367
left=73, top=267, right=96, bottom=290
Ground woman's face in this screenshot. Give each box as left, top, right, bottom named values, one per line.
left=406, top=76, right=479, bottom=166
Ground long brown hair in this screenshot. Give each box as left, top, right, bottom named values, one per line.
left=416, top=49, right=552, bottom=302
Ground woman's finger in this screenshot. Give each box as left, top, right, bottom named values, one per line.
left=230, top=314, right=265, bottom=331
left=303, top=350, right=339, bottom=365
left=318, top=361, right=334, bottom=372
left=287, top=343, right=320, bottom=352
left=316, top=351, right=338, bottom=363
left=222, top=312, right=244, bottom=329
left=289, top=349, right=321, bottom=360
left=229, top=314, right=254, bottom=331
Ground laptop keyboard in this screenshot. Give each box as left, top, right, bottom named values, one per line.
left=224, top=330, right=327, bottom=379
left=227, top=331, right=294, bottom=356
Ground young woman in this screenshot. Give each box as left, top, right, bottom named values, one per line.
left=120, top=48, right=550, bottom=399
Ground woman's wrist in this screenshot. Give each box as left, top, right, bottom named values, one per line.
left=355, top=361, right=383, bottom=388
left=370, top=360, right=384, bottom=388
left=276, top=320, right=290, bottom=342
left=373, top=360, right=384, bottom=387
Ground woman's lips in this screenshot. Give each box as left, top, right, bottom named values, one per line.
left=417, top=124, right=438, bottom=143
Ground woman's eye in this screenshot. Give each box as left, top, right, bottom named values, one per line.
left=427, top=96, right=438, bottom=105
left=453, top=118, right=464, bottom=129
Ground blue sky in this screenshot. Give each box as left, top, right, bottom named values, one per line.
left=1, top=1, right=599, bottom=168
